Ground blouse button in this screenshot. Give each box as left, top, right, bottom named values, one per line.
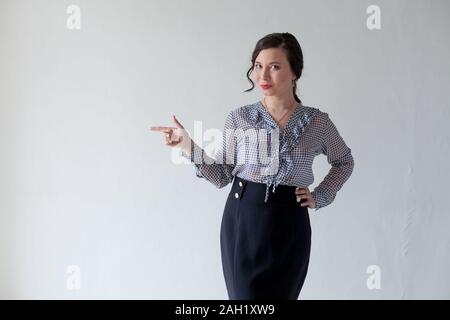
left=234, top=193, right=239, bottom=199
left=238, top=181, right=243, bottom=187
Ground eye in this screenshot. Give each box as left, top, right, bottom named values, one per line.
left=254, top=64, right=279, bottom=70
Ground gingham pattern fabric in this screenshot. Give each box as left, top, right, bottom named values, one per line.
left=181, top=101, right=354, bottom=211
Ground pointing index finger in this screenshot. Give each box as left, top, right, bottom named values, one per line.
left=150, top=126, right=177, bottom=132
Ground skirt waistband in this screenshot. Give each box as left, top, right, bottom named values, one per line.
left=230, top=176, right=307, bottom=206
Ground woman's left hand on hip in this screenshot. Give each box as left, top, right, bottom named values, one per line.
left=295, top=187, right=316, bottom=208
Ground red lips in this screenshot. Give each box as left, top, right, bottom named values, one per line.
left=261, top=85, right=272, bottom=89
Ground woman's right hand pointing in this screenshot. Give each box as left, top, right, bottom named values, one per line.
left=150, top=115, right=192, bottom=154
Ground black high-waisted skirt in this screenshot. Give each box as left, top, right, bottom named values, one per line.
left=220, top=176, right=312, bottom=300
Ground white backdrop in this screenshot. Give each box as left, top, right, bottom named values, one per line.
left=1, top=0, right=449, bottom=299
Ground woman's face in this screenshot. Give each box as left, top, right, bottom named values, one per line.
left=252, top=48, right=296, bottom=97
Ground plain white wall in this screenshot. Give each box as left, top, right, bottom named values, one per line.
left=1, top=0, right=449, bottom=299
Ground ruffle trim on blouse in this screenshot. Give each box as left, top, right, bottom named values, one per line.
left=243, top=101, right=321, bottom=202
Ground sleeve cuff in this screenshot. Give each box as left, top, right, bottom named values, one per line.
left=311, top=190, right=324, bottom=211
left=180, top=141, right=205, bottom=178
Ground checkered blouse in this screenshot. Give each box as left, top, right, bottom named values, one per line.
left=181, top=101, right=354, bottom=211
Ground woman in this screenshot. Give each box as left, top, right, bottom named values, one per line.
left=151, top=32, right=355, bottom=300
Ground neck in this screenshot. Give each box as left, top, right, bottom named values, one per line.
left=264, top=95, right=298, bottom=113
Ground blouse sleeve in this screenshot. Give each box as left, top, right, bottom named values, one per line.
left=310, top=112, right=355, bottom=211
left=180, top=110, right=237, bottom=189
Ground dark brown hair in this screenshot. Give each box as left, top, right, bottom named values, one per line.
left=243, top=32, right=304, bottom=104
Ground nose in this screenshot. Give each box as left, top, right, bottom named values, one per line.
left=261, top=67, right=270, bottom=80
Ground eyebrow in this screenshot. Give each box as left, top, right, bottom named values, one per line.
left=255, top=61, right=280, bottom=64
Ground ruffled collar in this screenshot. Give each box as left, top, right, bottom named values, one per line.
left=247, top=100, right=313, bottom=127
